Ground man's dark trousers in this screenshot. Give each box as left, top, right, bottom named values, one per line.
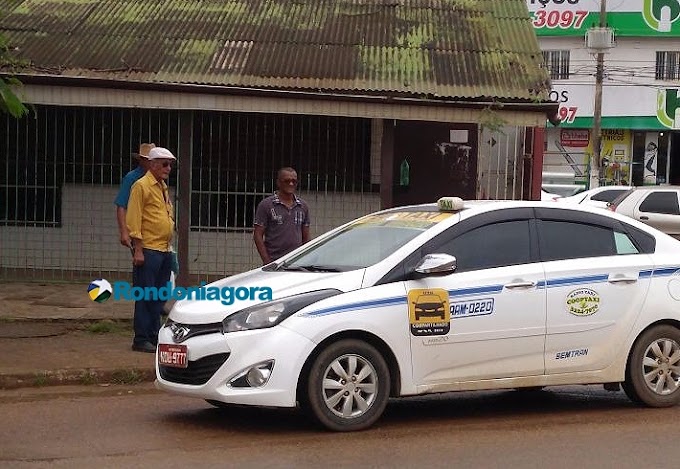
left=132, top=249, right=172, bottom=346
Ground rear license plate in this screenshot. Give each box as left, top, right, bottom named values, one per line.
left=158, top=343, right=188, bottom=368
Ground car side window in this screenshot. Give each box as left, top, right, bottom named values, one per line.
left=613, top=231, right=640, bottom=254
left=538, top=220, right=616, bottom=261
left=639, top=192, right=680, bottom=215
left=435, top=220, right=531, bottom=272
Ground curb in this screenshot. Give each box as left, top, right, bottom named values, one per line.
left=0, top=367, right=156, bottom=390
left=0, top=317, right=134, bottom=324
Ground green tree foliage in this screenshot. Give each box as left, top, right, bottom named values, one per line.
left=0, top=33, right=29, bottom=118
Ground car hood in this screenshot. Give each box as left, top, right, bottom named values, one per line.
left=169, top=267, right=366, bottom=324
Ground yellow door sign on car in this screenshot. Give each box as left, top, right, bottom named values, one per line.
left=408, top=288, right=450, bottom=336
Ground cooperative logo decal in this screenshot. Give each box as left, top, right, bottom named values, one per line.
left=88, top=278, right=112, bottom=303
left=408, top=288, right=450, bottom=337
left=643, top=0, right=680, bottom=32
left=566, top=288, right=600, bottom=316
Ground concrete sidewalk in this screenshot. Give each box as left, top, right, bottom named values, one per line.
left=0, top=281, right=159, bottom=390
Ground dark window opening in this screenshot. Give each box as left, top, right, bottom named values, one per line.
left=656, top=51, right=680, bottom=80
left=542, top=50, right=570, bottom=80
left=639, top=192, right=680, bottom=215
left=190, top=112, right=372, bottom=230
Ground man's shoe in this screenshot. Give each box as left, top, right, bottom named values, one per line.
left=131, top=342, right=156, bottom=353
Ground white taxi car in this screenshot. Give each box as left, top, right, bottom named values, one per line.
left=156, top=198, right=680, bottom=432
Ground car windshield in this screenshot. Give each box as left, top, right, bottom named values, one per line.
left=278, top=210, right=453, bottom=271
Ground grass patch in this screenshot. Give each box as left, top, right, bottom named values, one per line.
left=79, top=370, right=98, bottom=385
left=33, top=372, right=49, bottom=387
left=84, top=320, right=129, bottom=335
left=111, top=369, right=143, bottom=385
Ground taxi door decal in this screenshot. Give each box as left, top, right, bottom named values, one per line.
left=408, top=288, right=450, bottom=336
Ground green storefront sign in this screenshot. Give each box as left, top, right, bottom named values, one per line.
left=552, top=89, right=679, bottom=130
left=553, top=89, right=678, bottom=130
left=529, top=0, right=680, bottom=36
left=555, top=116, right=668, bottom=130
left=658, top=89, right=680, bottom=129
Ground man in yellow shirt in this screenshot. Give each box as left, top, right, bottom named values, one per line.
left=126, top=147, right=176, bottom=353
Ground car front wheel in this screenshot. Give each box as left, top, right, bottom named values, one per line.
left=623, top=325, right=680, bottom=407
left=305, top=339, right=390, bottom=432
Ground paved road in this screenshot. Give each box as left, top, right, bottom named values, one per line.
left=2, top=384, right=678, bottom=468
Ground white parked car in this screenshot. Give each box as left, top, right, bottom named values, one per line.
left=156, top=197, right=680, bottom=431
left=609, top=186, right=680, bottom=240
left=541, top=188, right=562, bottom=201
left=558, top=186, right=633, bottom=209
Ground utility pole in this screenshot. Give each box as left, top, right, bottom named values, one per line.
left=589, top=0, right=608, bottom=189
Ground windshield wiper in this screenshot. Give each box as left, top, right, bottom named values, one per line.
left=278, top=265, right=310, bottom=271
left=275, top=262, right=341, bottom=272
left=273, top=261, right=308, bottom=271
left=295, top=265, right=341, bottom=272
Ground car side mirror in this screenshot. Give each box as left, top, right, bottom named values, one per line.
left=414, top=253, right=457, bottom=275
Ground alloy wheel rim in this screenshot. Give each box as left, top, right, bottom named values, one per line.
left=642, top=337, right=680, bottom=395
left=322, top=353, right=378, bottom=419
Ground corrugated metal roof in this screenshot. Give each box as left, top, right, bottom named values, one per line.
left=0, top=0, right=552, bottom=102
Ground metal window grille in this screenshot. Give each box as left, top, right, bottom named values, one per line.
left=1, top=110, right=61, bottom=226
left=190, top=111, right=372, bottom=231
left=0, top=105, right=184, bottom=281
left=1, top=104, right=375, bottom=281
left=542, top=50, right=570, bottom=80
left=656, top=51, right=680, bottom=80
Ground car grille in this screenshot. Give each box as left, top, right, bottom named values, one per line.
left=159, top=353, right=230, bottom=385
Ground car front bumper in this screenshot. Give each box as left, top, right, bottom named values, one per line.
left=155, top=324, right=317, bottom=408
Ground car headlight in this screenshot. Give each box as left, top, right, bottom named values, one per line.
left=222, top=289, right=341, bottom=333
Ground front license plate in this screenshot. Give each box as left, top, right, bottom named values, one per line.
left=158, top=343, right=188, bottom=368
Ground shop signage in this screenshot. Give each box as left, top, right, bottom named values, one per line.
left=560, top=129, right=590, bottom=147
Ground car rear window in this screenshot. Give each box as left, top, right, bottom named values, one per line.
left=591, top=189, right=630, bottom=203
left=610, top=189, right=635, bottom=207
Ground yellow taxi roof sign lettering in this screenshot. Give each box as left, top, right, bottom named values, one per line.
left=437, top=197, right=464, bottom=212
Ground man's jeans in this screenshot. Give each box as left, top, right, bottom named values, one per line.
left=132, top=249, right=172, bottom=346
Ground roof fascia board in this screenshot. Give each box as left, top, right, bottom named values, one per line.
left=14, top=79, right=555, bottom=126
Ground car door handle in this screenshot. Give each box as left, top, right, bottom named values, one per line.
left=639, top=216, right=649, bottom=220
left=608, top=275, right=638, bottom=284
left=505, top=281, right=536, bottom=289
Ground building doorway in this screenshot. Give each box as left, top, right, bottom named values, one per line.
left=670, top=132, right=680, bottom=185
left=391, top=121, right=478, bottom=207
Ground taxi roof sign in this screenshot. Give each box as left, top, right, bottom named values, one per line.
left=437, top=197, right=464, bottom=212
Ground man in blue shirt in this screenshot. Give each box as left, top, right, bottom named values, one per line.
left=115, top=143, right=154, bottom=248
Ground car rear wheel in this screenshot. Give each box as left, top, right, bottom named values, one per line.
left=305, top=339, right=390, bottom=432
left=623, top=325, right=680, bottom=407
